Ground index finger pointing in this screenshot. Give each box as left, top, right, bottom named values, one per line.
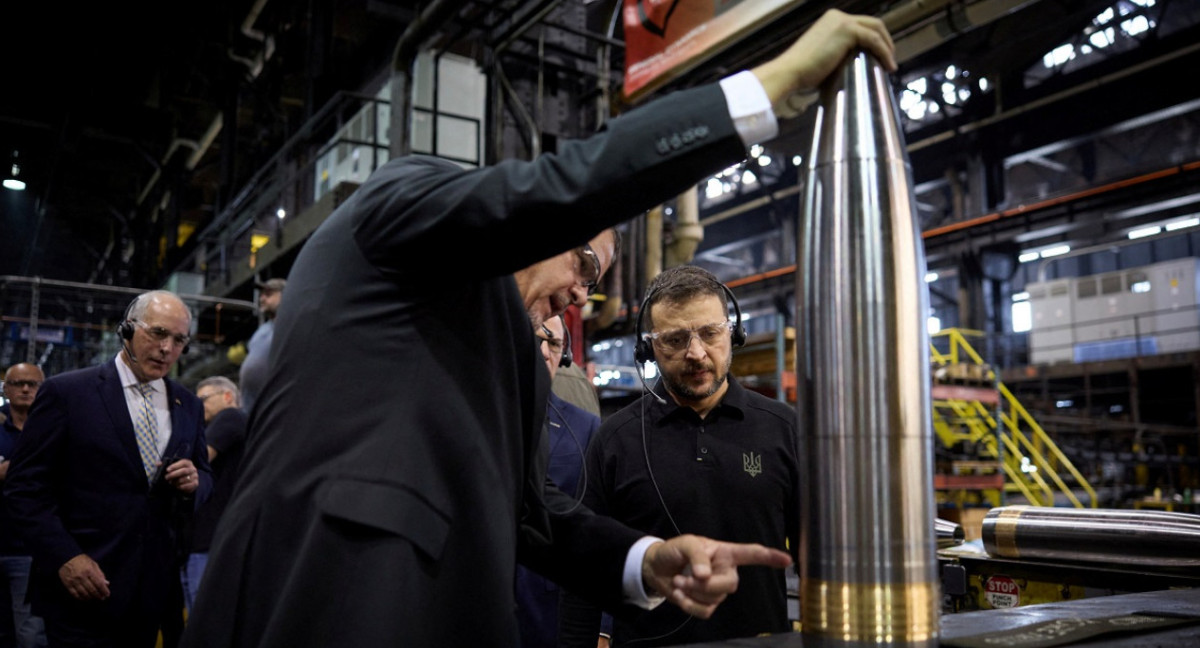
left=723, top=543, right=793, bottom=569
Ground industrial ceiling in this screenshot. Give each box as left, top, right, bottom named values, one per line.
left=2, top=0, right=1197, bottom=319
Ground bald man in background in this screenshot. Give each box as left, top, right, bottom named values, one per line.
left=1, top=363, right=48, bottom=648
left=4, top=291, right=212, bottom=648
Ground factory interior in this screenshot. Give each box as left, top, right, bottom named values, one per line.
left=2, top=0, right=1200, bottom=644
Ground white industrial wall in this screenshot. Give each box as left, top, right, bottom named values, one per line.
left=1029, top=279, right=1074, bottom=364
left=314, top=51, right=486, bottom=202
left=1028, top=257, right=1200, bottom=364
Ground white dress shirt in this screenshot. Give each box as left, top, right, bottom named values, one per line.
left=115, top=353, right=172, bottom=456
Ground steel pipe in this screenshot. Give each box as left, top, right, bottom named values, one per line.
left=936, top=517, right=966, bottom=549
left=983, top=505, right=1200, bottom=567
left=795, top=50, right=939, bottom=647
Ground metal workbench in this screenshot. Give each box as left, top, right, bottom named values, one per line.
left=676, top=588, right=1200, bottom=647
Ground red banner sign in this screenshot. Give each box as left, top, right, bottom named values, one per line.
left=622, top=0, right=804, bottom=102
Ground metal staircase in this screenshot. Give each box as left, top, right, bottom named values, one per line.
left=930, top=329, right=1098, bottom=508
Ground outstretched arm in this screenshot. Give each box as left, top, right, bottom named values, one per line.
left=642, top=534, right=793, bottom=619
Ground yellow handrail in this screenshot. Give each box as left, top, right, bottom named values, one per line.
left=930, top=328, right=1097, bottom=508
left=999, top=382, right=1097, bottom=507
left=949, top=395, right=1055, bottom=504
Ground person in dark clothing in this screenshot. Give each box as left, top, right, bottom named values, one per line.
left=516, top=316, right=605, bottom=648
left=180, top=12, right=893, bottom=648
left=560, top=266, right=800, bottom=647
left=0, top=363, right=48, bottom=648
left=181, top=376, right=248, bottom=612
left=238, top=278, right=285, bottom=416
left=4, top=291, right=212, bottom=648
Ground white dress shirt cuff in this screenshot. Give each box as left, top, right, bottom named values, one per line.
left=719, top=70, right=779, bottom=146
left=622, top=536, right=667, bottom=610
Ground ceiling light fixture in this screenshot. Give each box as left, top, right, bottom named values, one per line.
left=4, top=150, right=26, bottom=191
left=1018, top=244, right=1073, bottom=262
left=1127, top=225, right=1161, bottom=239
left=1039, top=244, right=1072, bottom=258
left=1166, top=216, right=1200, bottom=231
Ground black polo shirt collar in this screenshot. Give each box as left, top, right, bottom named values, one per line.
left=647, top=375, right=749, bottom=425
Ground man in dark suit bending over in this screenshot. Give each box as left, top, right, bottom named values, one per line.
left=4, top=290, right=213, bottom=648
left=181, top=10, right=895, bottom=647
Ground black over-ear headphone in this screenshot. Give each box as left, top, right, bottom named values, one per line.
left=118, top=297, right=137, bottom=341
left=633, top=280, right=745, bottom=364
left=559, top=316, right=574, bottom=368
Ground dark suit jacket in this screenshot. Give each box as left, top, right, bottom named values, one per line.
left=516, top=394, right=601, bottom=648
left=3, top=360, right=212, bottom=630
left=181, top=81, right=747, bottom=648
left=188, top=406, right=249, bottom=553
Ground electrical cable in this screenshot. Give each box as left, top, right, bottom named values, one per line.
left=625, top=382, right=696, bottom=647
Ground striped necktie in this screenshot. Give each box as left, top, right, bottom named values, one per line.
left=132, top=383, right=161, bottom=481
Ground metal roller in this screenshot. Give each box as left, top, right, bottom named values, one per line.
left=936, top=517, right=966, bottom=549
left=795, top=50, right=939, bottom=647
left=982, top=505, right=1200, bottom=567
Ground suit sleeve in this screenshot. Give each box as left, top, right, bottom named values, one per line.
left=349, top=83, right=746, bottom=281
left=190, top=417, right=216, bottom=508
left=556, top=418, right=617, bottom=647
left=516, top=480, right=643, bottom=611
left=3, top=379, right=84, bottom=569
left=516, top=404, right=644, bottom=613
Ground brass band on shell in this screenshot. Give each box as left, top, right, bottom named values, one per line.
left=801, top=579, right=940, bottom=642
left=989, top=505, right=1026, bottom=558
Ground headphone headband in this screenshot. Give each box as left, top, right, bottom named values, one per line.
left=633, top=274, right=745, bottom=364
left=117, top=295, right=139, bottom=341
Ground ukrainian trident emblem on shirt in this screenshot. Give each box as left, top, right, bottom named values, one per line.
left=743, top=452, right=762, bottom=477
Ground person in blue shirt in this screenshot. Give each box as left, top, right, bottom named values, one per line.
left=239, top=278, right=285, bottom=415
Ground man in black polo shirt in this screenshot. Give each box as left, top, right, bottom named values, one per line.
left=182, top=376, right=249, bottom=612
left=560, top=265, right=799, bottom=647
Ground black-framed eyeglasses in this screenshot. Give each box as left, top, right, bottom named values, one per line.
left=537, top=326, right=565, bottom=355
left=133, top=320, right=191, bottom=348
left=197, top=391, right=224, bottom=402
left=574, top=244, right=601, bottom=296
left=4, top=380, right=41, bottom=390
left=644, top=320, right=733, bottom=355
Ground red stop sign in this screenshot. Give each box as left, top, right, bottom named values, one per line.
left=984, top=575, right=1020, bottom=608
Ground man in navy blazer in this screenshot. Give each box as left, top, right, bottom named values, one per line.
left=4, top=290, right=213, bottom=648
left=516, top=316, right=605, bottom=648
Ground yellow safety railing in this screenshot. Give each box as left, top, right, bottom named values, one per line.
left=933, top=387, right=1052, bottom=505
left=930, top=328, right=1098, bottom=508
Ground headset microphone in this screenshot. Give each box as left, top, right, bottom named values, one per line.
left=123, top=338, right=140, bottom=365
left=635, top=362, right=668, bottom=405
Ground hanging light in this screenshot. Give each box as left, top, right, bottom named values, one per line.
left=3, top=150, right=26, bottom=191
